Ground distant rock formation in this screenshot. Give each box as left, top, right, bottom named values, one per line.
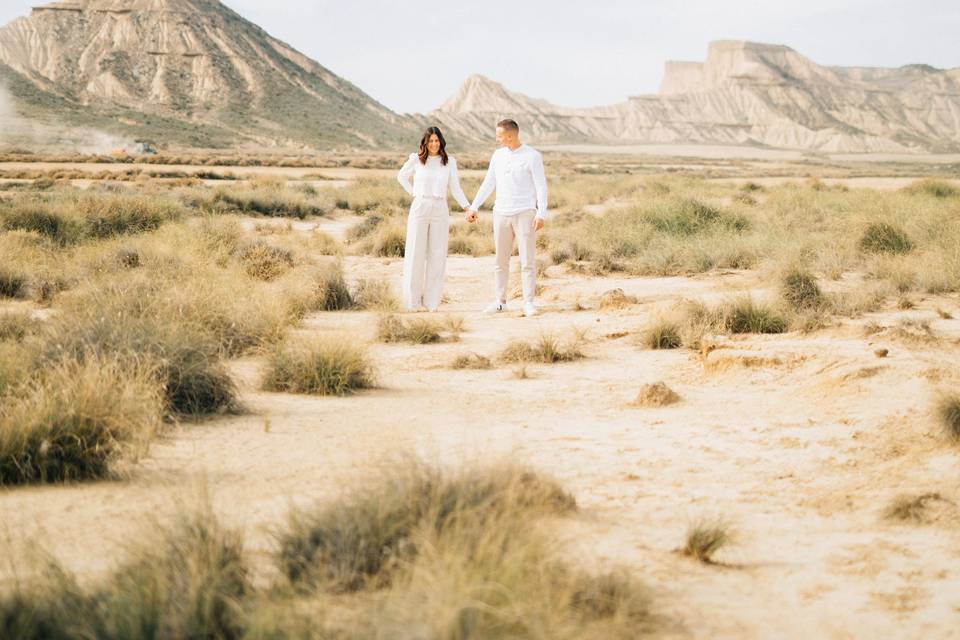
left=429, top=41, right=960, bottom=153
left=0, top=0, right=412, bottom=149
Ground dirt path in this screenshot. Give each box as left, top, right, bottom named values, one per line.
left=2, top=242, right=960, bottom=637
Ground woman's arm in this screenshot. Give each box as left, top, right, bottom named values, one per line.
left=448, top=157, right=471, bottom=210
left=397, top=153, right=417, bottom=196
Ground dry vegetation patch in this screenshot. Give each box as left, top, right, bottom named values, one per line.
left=262, top=337, right=377, bottom=396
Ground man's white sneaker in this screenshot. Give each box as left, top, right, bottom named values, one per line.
left=523, top=303, right=538, bottom=317
left=483, top=301, right=506, bottom=314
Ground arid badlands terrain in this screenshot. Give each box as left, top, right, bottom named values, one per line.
left=0, top=148, right=958, bottom=638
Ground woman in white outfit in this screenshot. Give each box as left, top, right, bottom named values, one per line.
left=397, top=126, right=470, bottom=312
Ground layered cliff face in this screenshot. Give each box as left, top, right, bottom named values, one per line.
left=0, top=0, right=413, bottom=149
left=430, top=41, right=960, bottom=153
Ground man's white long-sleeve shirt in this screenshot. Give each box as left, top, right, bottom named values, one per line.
left=470, top=144, right=548, bottom=220
left=397, top=154, right=471, bottom=209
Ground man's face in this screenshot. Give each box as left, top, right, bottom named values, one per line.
left=495, top=126, right=517, bottom=148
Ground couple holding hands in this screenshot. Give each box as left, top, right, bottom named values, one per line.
left=397, top=119, right=547, bottom=317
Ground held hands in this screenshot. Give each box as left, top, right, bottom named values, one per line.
left=465, top=210, right=478, bottom=223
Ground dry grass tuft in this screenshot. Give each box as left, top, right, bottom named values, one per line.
left=451, top=353, right=493, bottom=370
left=642, top=319, right=683, bottom=350
left=632, top=382, right=681, bottom=407
left=0, top=311, right=33, bottom=342
left=682, top=518, right=735, bottom=564
left=351, top=277, right=399, bottom=311
left=235, top=240, right=295, bottom=280
left=902, top=178, right=958, bottom=198
left=859, top=222, right=913, bottom=255
left=0, top=268, right=29, bottom=299
left=0, top=506, right=249, bottom=638
left=500, top=331, right=585, bottom=364
left=276, top=463, right=577, bottom=591
left=936, top=392, right=960, bottom=442
left=884, top=493, right=947, bottom=523
left=0, top=356, right=162, bottom=485
left=262, top=337, right=376, bottom=396
left=780, top=268, right=826, bottom=312
left=377, top=314, right=443, bottom=344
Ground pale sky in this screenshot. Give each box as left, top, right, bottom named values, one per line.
left=1, top=1, right=958, bottom=114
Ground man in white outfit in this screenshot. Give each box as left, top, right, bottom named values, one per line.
left=466, top=119, right=548, bottom=317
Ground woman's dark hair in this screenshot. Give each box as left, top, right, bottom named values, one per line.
left=418, top=126, right=448, bottom=165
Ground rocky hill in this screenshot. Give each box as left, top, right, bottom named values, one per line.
left=0, top=0, right=413, bottom=150
left=0, top=7, right=956, bottom=155
left=429, top=41, right=960, bottom=153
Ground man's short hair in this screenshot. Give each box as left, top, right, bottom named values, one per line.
left=496, top=119, right=519, bottom=133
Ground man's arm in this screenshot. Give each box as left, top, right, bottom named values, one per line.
left=469, top=152, right=498, bottom=213
left=531, top=151, right=548, bottom=221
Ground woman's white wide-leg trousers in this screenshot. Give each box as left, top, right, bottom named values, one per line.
left=403, top=196, right=450, bottom=311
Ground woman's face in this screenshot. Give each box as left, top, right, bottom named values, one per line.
left=427, top=134, right=441, bottom=155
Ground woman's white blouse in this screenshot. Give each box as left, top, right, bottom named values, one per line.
left=397, top=154, right=471, bottom=209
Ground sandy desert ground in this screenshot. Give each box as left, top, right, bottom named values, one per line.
left=1, top=158, right=959, bottom=638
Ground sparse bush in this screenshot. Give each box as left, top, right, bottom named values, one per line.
left=369, top=225, right=406, bottom=258
left=722, top=298, right=788, bottom=334
left=644, top=198, right=747, bottom=236
left=780, top=268, right=826, bottom=312
left=312, top=265, right=355, bottom=311
left=276, top=463, right=576, bottom=590
left=345, top=214, right=383, bottom=242
left=0, top=312, right=32, bottom=342
left=643, top=320, right=682, bottom=349
left=902, top=178, right=958, bottom=198
left=42, top=306, right=239, bottom=417
left=377, top=314, right=442, bottom=344
left=0, top=193, right=182, bottom=244
left=682, top=518, right=734, bottom=564
left=451, top=353, right=493, bottom=370
left=0, top=268, right=28, bottom=299
left=210, top=187, right=327, bottom=218
left=936, top=392, right=960, bottom=442
left=859, top=222, right=913, bottom=255
left=0, top=508, right=249, bottom=638
left=235, top=240, right=295, bottom=280
left=884, top=493, right=945, bottom=523
left=263, top=338, right=376, bottom=396
left=501, top=332, right=584, bottom=363
left=1, top=205, right=84, bottom=245
left=0, top=357, right=162, bottom=485
left=352, top=277, right=398, bottom=310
